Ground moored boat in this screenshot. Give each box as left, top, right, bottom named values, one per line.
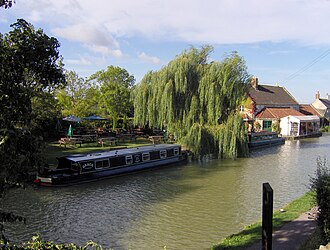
left=248, top=131, right=285, bottom=149
left=35, top=144, right=187, bottom=186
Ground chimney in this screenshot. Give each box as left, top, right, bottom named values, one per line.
left=251, top=76, right=258, bottom=90
left=327, top=93, right=330, bottom=100
left=316, top=91, right=320, bottom=100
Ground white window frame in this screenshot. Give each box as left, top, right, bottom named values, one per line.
left=160, top=150, right=167, bottom=159
left=126, top=155, right=133, bottom=165
left=142, top=153, right=150, bottom=161
left=95, top=159, right=110, bottom=169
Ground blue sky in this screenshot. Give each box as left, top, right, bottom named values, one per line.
left=1, top=0, right=330, bottom=104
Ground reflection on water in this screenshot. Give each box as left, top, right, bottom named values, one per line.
left=1, top=134, right=330, bottom=249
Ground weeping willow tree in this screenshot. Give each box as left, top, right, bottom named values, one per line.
left=133, top=46, right=250, bottom=159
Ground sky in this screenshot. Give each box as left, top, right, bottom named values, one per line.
left=1, top=0, right=330, bottom=104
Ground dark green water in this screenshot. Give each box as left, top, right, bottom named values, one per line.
left=2, top=134, right=330, bottom=249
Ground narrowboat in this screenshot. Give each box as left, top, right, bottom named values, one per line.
left=35, top=144, right=187, bottom=186
left=248, top=131, right=285, bottom=149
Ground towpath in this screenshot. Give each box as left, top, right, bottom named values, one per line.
left=246, top=207, right=318, bottom=250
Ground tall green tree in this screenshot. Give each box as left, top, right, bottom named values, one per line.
left=134, top=46, right=250, bottom=159
left=0, top=19, right=65, bottom=193
left=31, top=91, right=62, bottom=137
left=56, top=70, right=100, bottom=117
left=89, top=66, right=135, bottom=129
left=0, top=0, right=13, bottom=8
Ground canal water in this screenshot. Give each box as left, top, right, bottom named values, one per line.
left=1, top=134, right=330, bottom=249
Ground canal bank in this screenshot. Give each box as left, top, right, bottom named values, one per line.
left=1, top=134, right=329, bottom=249
left=211, top=192, right=317, bottom=249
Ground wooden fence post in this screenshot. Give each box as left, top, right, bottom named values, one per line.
left=262, top=182, right=273, bottom=250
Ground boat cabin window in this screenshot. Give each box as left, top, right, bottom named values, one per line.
left=142, top=153, right=150, bottom=161
left=150, top=151, right=159, bottom=160
left=95, top=159, right=110, bottom=169
left=110, top=156, right=126, bottom=167
left=126, top=155, right=133, bottom=165
left=174, top=148, right=179, bottom=156
left=160, top=150, right=167, bottom=159
left=167, top=149, right=174, bottom=157
left=71, top=162, right=80, bottom=172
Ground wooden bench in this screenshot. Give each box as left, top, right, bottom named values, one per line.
left=58, top=137, right=82, bottom=148
left=97, top=137, right=118, bottom=147
left=117, top=134, right=137, bottom=142
left=149, top=136, right=163, bottom=144
left=80, top=134, right=97, bottom=143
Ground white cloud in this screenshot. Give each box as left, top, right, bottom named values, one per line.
left=138, top=52, right=161, bottom=64
left=268, top=50, right=294, bottom=55
left=84, top=45, right=123, bottom=58
left=52, top=24, right=118, bottom=48
left=5, top=0, right=330, bottom=49
left=28, top=10, right=41, bottom=22
left=66, top=56, right=91, bottom=66
left=52, top=23, right=122, bottom=57
left=0, top=17, right=8, bottom=24
left=63, top=0, right=330, bottom=45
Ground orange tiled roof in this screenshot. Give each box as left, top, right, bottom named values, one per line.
left=299, top=104, right=320, bottom=116
left=256, top=107, right=304, bottom=119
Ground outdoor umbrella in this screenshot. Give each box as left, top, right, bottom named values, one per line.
left=62, top=115, right=81, bottom=123
left=67, top=124, right=72, bottom=137
left=83, top=115, right=107, bottom=121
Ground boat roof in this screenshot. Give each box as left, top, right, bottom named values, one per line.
left=61, top=144, right=181, bottom=163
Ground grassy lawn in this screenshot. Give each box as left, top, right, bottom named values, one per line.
left=211, top=192, right=316, bottom=250
left=45, top=137, right=152, bottom=165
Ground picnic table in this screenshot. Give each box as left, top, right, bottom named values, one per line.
left=79, top=134, right=97, bottom=143
left=116, top=134, right=137, bottom=142
left=149, top=135, right=164, bottom=144
left=58, top=137, right=82, bottom=148
left=97, top=137, right=118, bottom=147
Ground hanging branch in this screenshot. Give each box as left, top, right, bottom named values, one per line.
left=133, top=46, right=250, bottom=159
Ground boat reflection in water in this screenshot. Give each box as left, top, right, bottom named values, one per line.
left=248, top=131, right=285, bottom=149
left=36, top=144, right=187, bottom=186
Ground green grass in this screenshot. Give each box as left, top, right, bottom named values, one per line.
left=45, top=137, right=151, bottom=165
left=211, top=192, right=316, bottom=250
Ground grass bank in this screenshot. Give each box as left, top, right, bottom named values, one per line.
left=211, top=191, right=316, bottom=250
left=45, top=137, right=151, bottom=165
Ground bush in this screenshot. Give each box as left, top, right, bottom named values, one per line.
left=0, top=235, right=103, bottom=249
left=320, top=126, right=330, bottom=133
left=310, top=157, right=330, bottom=243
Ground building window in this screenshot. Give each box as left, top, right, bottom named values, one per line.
left=239, top=106, right=244, bottom=112
left=263, top=120, right=272, bottom=132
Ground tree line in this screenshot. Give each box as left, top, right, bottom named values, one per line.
left=0, top=19, right=251, bottom=194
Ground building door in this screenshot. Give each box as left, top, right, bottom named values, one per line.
left=263, top=120, right=272, bottom=132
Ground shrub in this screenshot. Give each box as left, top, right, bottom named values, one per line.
left=0, top=235, right=103, bottom=249
left=310, top=157, right=330, bottom=242
left=320, top=126, right=330, bottom=132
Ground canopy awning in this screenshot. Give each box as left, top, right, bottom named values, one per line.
left=287, top=115, right=320, bottom=122
left=62, top=115, right=81, bottom=123
left=83, top=115, right=107, bottom=121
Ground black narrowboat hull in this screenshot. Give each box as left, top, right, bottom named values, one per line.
left=36, top=144, right=187, bottom=186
